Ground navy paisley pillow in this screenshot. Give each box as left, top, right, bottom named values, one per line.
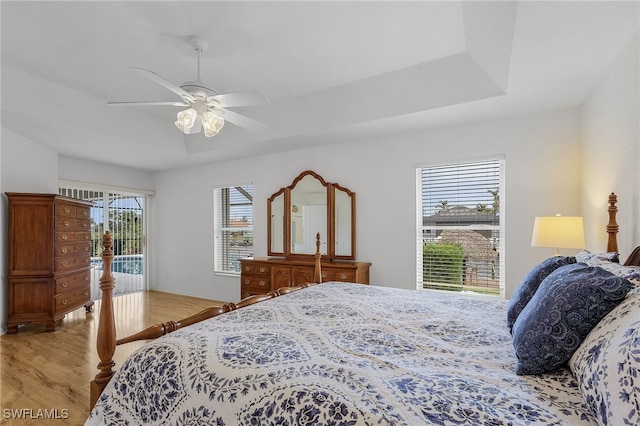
left=507, top=256, right=576, bottom=330
left=512, top=263, right=633, bottom=375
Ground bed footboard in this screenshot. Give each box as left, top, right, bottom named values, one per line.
left=89, top=232, right=323, bottom=410
left=115, top=284, right=316, bottom=345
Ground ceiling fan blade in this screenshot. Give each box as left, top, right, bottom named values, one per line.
left=108, top=101, right=189, bottom=107
left=131, top=67, right=195, bottom=103
left=220, top=109, right=268, bottom=132
left=209, top=91, right=269, bottom=108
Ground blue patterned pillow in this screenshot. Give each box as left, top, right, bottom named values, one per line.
left=569, top=288, right=639, bottom=426
left=512, top=263, right=633, bottom=375
left=507, top=256, right=576, bottom=330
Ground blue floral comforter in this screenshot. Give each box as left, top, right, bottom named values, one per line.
left=86, top=282, right=596, bottom=425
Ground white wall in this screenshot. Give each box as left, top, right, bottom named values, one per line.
left=150, top=108, right=583, bottom=302
left=581, top=32, right=639, bottom=259
left=0, top=132, right=2, bottom=334
left=0, top=128, right=61, bottom=333
left=58, top=156, right=154, bottom=191
left=1, top=129, right=60, bottom=192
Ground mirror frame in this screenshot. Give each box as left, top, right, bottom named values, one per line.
left=267, top=187, right=287, bottom=256
left=287, top=170, right=330, bottom=258
left=267, top=170, right=356, bottom=260
left=331, top=183, right=356, bottom=260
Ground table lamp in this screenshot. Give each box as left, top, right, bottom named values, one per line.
left=531, top=215, right=585, bottom=256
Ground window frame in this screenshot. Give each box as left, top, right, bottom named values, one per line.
left=416, top=157, right=505, bottom=296
left=213, top=184, right=254, bottom=276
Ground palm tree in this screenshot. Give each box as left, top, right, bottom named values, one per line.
left=476, top=189, right=499, bottom=215
left=488, top=189, right=499, bottom=216
left=436, top=200, right=449, bottom=212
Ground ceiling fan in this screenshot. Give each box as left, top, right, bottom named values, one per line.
left=109, top=35, right=269, bottom=137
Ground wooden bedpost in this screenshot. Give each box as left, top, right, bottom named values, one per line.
left=89, top=232, right=116, bottom=410
left=314, top=232, right=322, bottom=284
left=607, top=192, right=619, bottom=253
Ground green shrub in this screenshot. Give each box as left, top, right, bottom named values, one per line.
left=423, top=243, right=464, bottom=287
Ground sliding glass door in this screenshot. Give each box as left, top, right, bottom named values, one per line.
left=58, top=186, right=147, bottom=299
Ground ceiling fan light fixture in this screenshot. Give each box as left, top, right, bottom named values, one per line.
left=202, top=110, right=225, bottom=137
left=175, top=108, right=197, bottom=134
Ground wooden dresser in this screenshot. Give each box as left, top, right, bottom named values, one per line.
left=240, top=257, right=371, bottom=298
left=6, top=193, right=94, bottom=333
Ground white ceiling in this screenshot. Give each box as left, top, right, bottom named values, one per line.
left=1, top=1, right=638, bottom=172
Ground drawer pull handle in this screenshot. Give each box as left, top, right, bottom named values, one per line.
left=84, top=291, right=89, bottom=296
left=244, top=266, right=251, bottom=271
left=61, top=260, right=68, bottom=267
left=61, top=300, right=67, bottom=305
left=339, top=274, right=347, bottom=279
left=84, top=246, right=89, bottom=251
left=259, top=267, right=267, bottom=273
left=61, top=234, right=68, bottom=241
left=84, top=275, right=89, bottom=281
left=63, top=220, right=70, bottom=227
left=64, top=207, right=71, bottom=214
left=244, top=279, right=250, bottom=284
left=61, top=282, right=68, bottom=288
left=259, top=280, right=266, bottom=287
left=84, top=235, right=89, bottom=240
left=82, top=210, right=88, bottom=216
left=83, top=223, right=89, bottom=228
left=84, top=258, right=89, bottom=263
left=61, top=247, right=67, bottom=254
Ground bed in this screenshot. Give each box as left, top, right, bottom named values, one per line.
left=87, top=193, right=639, bottom=425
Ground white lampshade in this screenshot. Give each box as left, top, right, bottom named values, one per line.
left=531, top=215, right=585, bottom=255
left=202, top=110, right=225, bottom=137
left=175, top=108, right=197, bottom=134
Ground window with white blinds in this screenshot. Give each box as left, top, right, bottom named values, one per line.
left=213, top=185, right=253, bottom=274
left=417, top=159, right=504, bottom=295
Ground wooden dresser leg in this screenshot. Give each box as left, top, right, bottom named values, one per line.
left=44, top=319, right=62, bottom=332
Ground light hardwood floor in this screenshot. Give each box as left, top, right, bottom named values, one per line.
left=1, top=291, right=223, bottom=425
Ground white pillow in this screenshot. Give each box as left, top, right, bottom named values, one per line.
left=575, top=250, right=619, bottom=263
left=584, top=257, right=640, bottom=287
left=569, top=287, right=640, bottom=426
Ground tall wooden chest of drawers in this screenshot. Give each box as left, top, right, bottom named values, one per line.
left=6, top=193, right=94, bottom=333
left=239, top=257, right=371, bottom=299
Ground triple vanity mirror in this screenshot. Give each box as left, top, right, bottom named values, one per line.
left=268, top=170, right=355, bottom=260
